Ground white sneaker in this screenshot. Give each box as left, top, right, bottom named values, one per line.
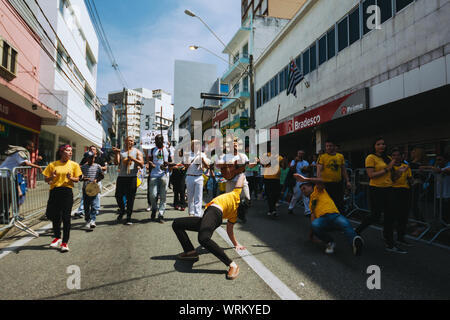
left=146, top=207, right=152, bottom=212
left=50, top=238, right=62, bottom=248
left=90, top=221, right=96, bottom=228
left=83, top=221, right=92, bottom=231
left=325, top=242, right=336, bottom=254
left=60, top=243, right=70, bottom=252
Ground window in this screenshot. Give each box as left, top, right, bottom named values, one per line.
left=284, top=65, right=289, bottom=86
left=378, top=0, right=393, bottom=23
left=84, top=87, right=94, bottom=110
left=310, top=44, right=317, bottom=71
left=256, top=89, right=262, bottom=108
left=327, top=27, right=336, bottom=59
left=86, top=47, right=96, bottom=74
left=363, top=0, right=376, bottom=35
left=243, top=76, right=249, bottom=92
left=349, top=7, right=360, bottom=45
left=0, top=40, right=18, bottom=78
left=396, top=0, right=414, bottom=13
left=295, top=55, right=302, bottom=74
left=273, top=75, right=278, bottom=96
left=338, top=17, right=349, bottom=52
left=262, top=82, right=269, bottom=104
left=243, top=43, right=249, bottom=58
left=302, top=49, right=309, bottom=75
left=318, top=35, right=327, bottom=65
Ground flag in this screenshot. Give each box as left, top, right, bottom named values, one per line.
left=287, top=59, right=304, bottom=97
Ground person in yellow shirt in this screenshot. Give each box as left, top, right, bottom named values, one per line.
left=355, top=138, right=407, bottom=254
left=317, top=140, right=352, bottom=213
left=294, top=173, right=363, bottom=256
left=172, top=174, right=248, bottom=280
left=43, top=145, right=82, bottom=253
left=391, top=148, right=414, bottom=247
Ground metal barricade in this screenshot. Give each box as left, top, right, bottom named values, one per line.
left=0, top=168, right=15, bottom=231
left=346, top=168, right=370, bottom=218
left=429, top=170, right=450, bottom=244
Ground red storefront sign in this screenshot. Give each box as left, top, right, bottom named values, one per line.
left=271, top=88, right=368, bottom=136
left=0, top=97, right=41, bottom=133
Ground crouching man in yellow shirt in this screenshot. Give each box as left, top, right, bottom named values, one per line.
left=294, top=173, right=364, bottom=256
left=172, top=174, right=248, bottom=280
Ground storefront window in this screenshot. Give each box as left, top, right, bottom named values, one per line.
left=38, top=130, right=55, bottom=164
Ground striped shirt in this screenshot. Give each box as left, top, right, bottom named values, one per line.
left=81, top=163, right=102, bottom=189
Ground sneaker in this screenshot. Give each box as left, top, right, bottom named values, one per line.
left=288, top=209, right=294, bottom=215
left=60, top=243, right=70, bottom=252
left=325, top=242, right=336, bottom=254
left=125, top=218, right=133, bottom=225
left=74, top=212, right=84, bottom=219
left=267, top=212, right=273, bottom=216
left=352, top=236, right=364, bottom=256
left=304, top=212, right=311, bottom=217
left=90, top=221, right=96, bottom=229
left=83, top=221, right=92, bottom=231
left=385, top=246, right=407, bottom=254
left=50, top=238, right=62, bottom=248
left=397, top=239, right=413, bottom=247
left=179, top=207, right=185, bottom=211
left=146, top=207, right=152, bottom=212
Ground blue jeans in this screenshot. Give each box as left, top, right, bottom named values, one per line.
left=83, top=192, right=100, bottom=222
left=148, top=175, right=169, bottom=216
left=311, top=213, right=357, bottom=245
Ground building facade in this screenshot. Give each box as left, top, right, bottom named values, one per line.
left=241, top=0, right=307, bottom=23
left=0, top=0, right=60, bottom=163
left=9, top=0, right=103, bottom=162
left=140, top=89, right=174, bottom=141
left=254, top=0, right=450, bottom=167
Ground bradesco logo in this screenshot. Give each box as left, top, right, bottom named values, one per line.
left=294, top=115, right=321, bottom=131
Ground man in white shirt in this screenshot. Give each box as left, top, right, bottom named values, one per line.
left=184, top=140, right=210, bottom=217
left=287, top=150, right=312, bottom=216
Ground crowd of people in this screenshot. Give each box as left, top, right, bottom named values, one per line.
left=1, top=134, right=449, bottom=279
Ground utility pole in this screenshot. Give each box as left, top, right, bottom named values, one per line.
left=122, top=87, right=127, bottom=147
left=249, top=54, right=255, bottom=129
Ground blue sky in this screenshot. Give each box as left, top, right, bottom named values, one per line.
left=92, top=0, right=241, bottom=102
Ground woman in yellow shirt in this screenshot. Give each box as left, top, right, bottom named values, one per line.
left=355, top=138, right=407, bottom=254
left=43, top=145, right=82, bottom=253
left=172, top=174, right=248, bottom=280
left=391, top=148, right=414, bottom=247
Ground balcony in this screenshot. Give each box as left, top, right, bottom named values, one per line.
left=221, top=90, right=250, bottom=110
left=222, top=53, right=249, bottom=83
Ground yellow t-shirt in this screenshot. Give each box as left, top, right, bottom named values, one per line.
left=43, top=160, right=83, bottom=190
left=309, top=186, right=340, bottom=219
left=392, top=164, right=412, bottom=189
left=263, top=155, right=284, bottom=179
left=365, top=154, right=393, bottom=188
left=318, top=153, right=345, bottom=182
left=205, top=187, right=242, bottom=224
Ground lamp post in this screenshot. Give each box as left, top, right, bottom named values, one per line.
left=184, top=10, right=227, bottom=48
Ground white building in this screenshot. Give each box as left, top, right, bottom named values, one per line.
left=173, top=60, right=218, bottom=142
left=140, top=89, right=174, bottom=140
left=220, top=14, right=290, bottom=131
left=16, top=0, right=103, bottom=162
left=254, top=0, right=450, bottom=166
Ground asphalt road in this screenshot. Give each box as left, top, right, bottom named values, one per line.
left=0, top=186, right=449, bottom=300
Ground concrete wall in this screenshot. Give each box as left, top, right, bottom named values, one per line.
left=254, top=0, right=450, bottom=130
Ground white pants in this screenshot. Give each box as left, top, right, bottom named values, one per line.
left=186, top=175, right=204, bottom=217
left=225, top=173, right=250, bottom=201
left=289, top=182, right=311, bottom=215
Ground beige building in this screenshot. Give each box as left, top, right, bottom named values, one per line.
left=241, top=0, right=307, bottom=22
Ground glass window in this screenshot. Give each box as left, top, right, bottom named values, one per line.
left=284, top=65, right=289, bottom=86
left=86, top=48, right=96, bottom=73
left=295, top=55, right=302, bottom=74
left=273, top=75, right=279, bottom=96
left=243, top=43, right=249, bottom=58
left=279, top=70, right=284, bottom=92
left=243, top=76, right=249, bottom=92
left=1, top=42, right=9, bottom=68
left=256, top=89, right=261, bottom=108
left=84, top=87, right=94, bottom=110
left=318, top=35, right=327, bottom=65
left=327, top=27, right=336, bottom=59
left=338, top=17, right=349, bottom=52
left=349, top=7, right=360, bottom=45
left=10, top=49, right=17, bottom=74
left=310, top=44, right=317, bottom=71
left=378, top=0, right=393, bottom=23
left=302, top=49, right=310, bottom=75
left=363, top=0, right=376, bottom=35
left=396, top=0, right=414, bottom=13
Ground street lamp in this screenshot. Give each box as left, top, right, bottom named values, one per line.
left=184, top=9, right=227, bottom=48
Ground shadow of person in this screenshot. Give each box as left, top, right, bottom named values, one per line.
left=150, top=254, right=226, bottom=275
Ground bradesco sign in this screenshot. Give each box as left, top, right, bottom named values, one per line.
left=272, top=88, right=368, bottom=136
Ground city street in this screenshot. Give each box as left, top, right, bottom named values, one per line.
left=1, top=187, right=449, bottom=300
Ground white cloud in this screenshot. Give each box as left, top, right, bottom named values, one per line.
left=96, top=0, right=241, bottom=102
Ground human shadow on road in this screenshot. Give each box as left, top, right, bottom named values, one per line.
left=150, top=254, right=225, bottom=275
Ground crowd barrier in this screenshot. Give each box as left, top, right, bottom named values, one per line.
left=0, top=165, right=119, bottom=238
left=345, top=168, right=449, bottom=245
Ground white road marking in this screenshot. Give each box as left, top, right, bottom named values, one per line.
left=215, top=227, right=301, bottom=300
left=0, top=187, right=116, bottom=260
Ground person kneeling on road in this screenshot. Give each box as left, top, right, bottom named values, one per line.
left=172, top=174, right=249, bottom=280
left=294, top=173, right=364, bottom=256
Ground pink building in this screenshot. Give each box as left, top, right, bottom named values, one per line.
left=0, top=0, right=60, bottom=164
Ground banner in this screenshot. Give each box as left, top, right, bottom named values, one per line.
left=141, top=130, right=169, bottom=150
